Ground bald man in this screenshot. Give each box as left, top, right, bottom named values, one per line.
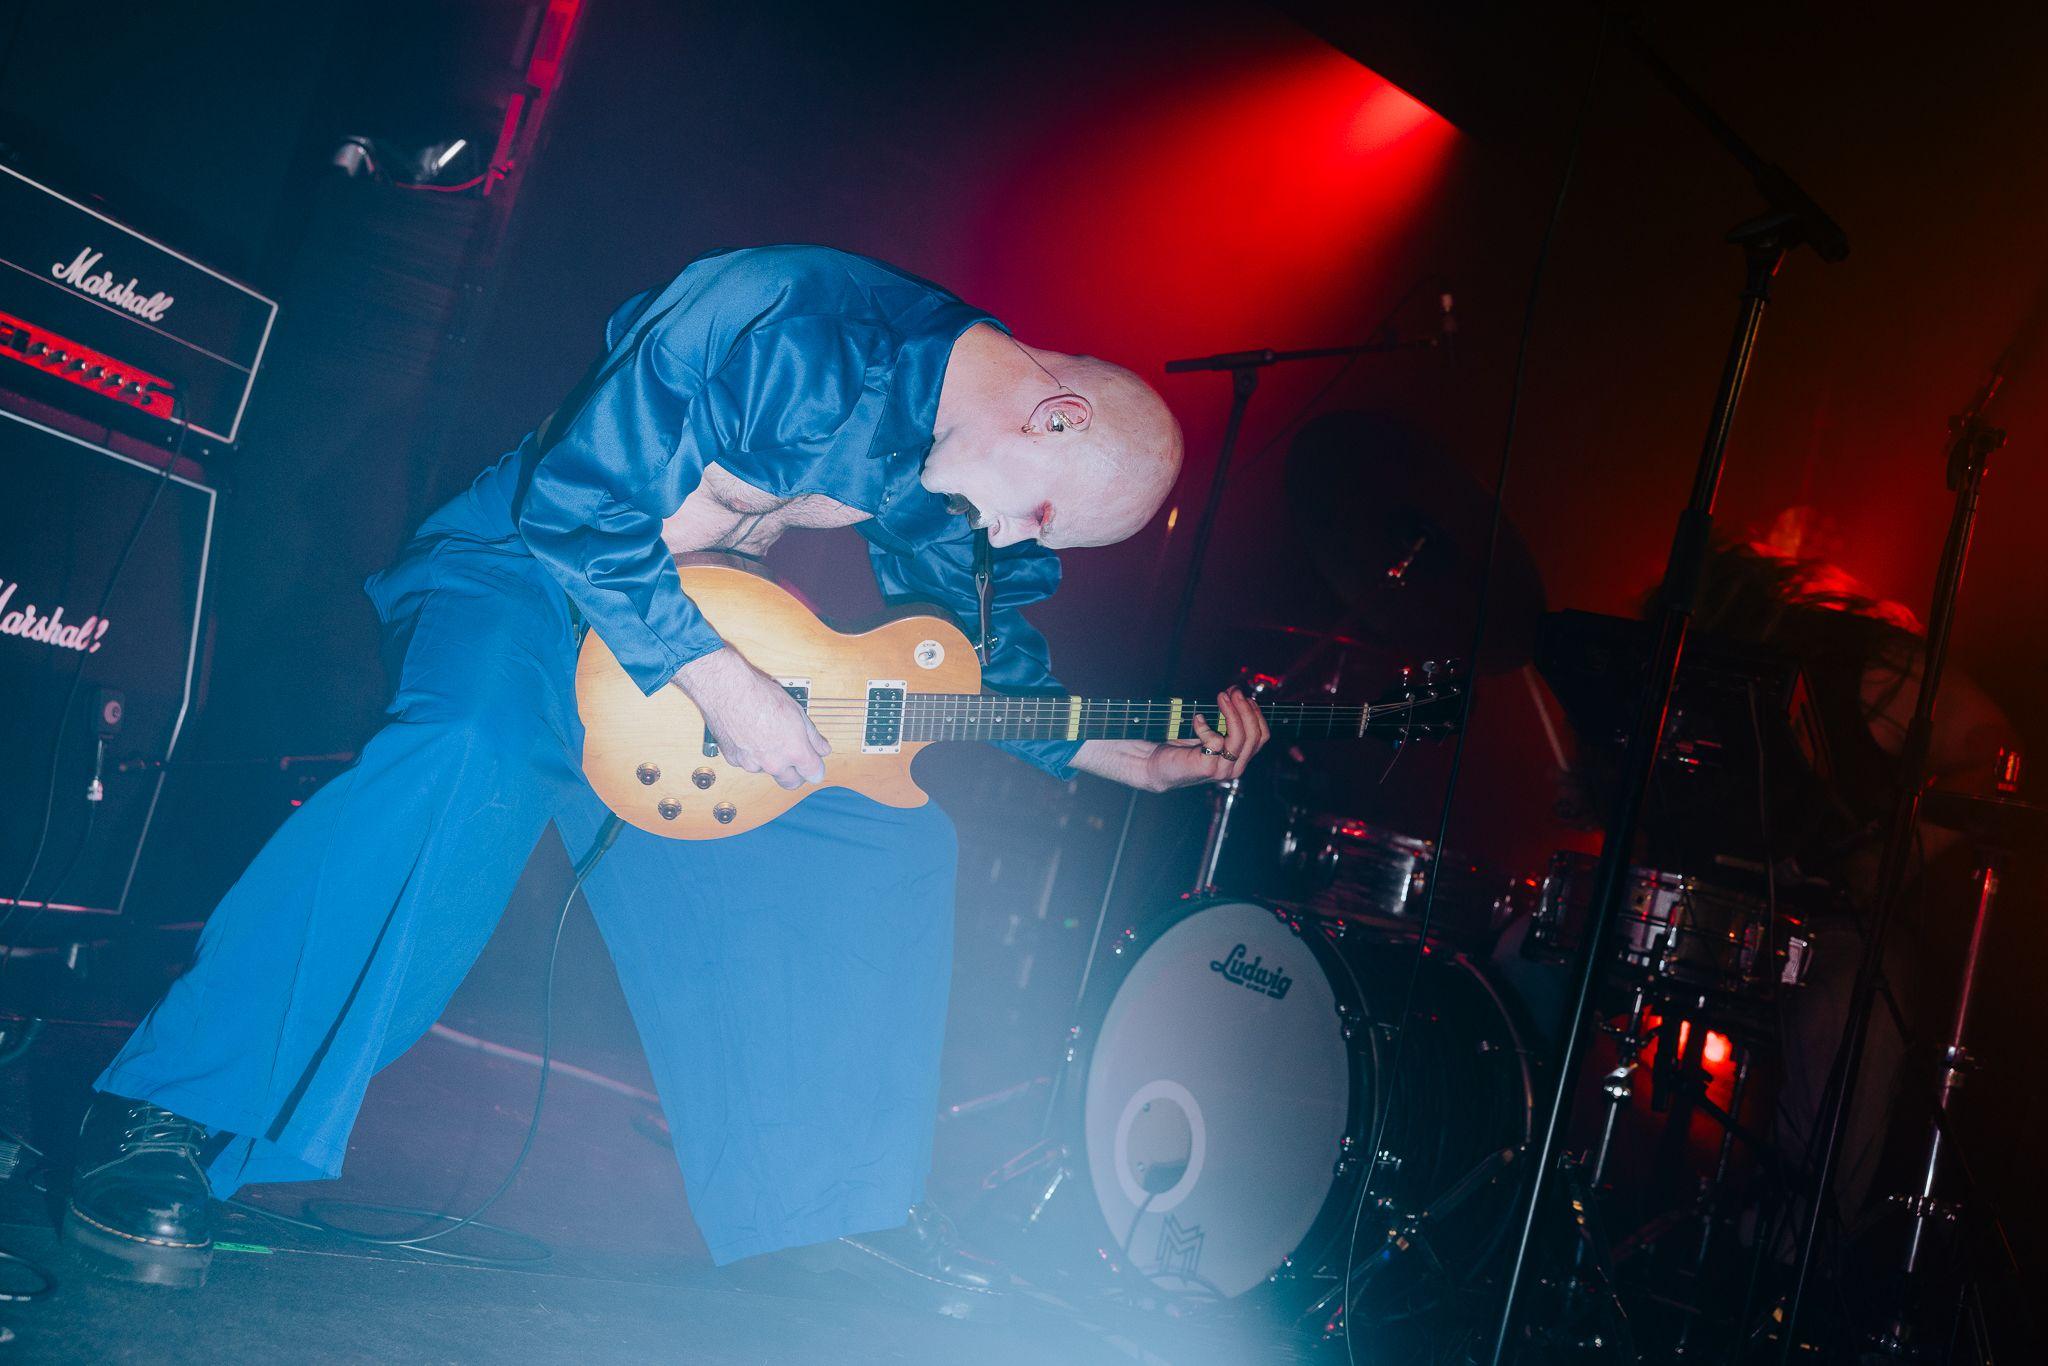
left=65, top=246, right=1267, bottom=1312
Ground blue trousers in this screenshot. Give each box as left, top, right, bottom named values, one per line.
left=98, top=539, right=959, bottom=1264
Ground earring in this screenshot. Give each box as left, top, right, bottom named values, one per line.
left=1047, top=412, right=1068, bottom=433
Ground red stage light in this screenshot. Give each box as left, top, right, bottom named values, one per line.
left=966, top=37, right=1459, bottom=364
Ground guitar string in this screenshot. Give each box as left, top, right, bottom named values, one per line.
left=600, top=701, right=1428, bottom=720
left=627, top=701, right=1429, bottom=721
left=723, top=701, right=1420, bottom=715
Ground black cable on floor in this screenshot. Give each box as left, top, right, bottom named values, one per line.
left=1339, top=20, right=1611, bottom=1364
left=229, top=815, right=624, bottom=1268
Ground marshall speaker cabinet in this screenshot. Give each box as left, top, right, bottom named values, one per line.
left=2, top=408, right=216, bottom=920
left=0, top=163, right=277, bottom=448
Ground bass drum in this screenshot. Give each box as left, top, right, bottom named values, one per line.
left=1057, top=896, right=1535, bottom=1309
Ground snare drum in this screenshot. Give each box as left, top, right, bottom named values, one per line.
left=1525, top=850, right=1809, bottom=994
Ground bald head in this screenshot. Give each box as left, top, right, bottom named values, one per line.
left=1037, top=351, right=1184, bottom=544
left=924, top=325, right=1183, bottom=550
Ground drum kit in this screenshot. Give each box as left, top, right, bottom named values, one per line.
left=968, top=410, right=1881, bottom=1357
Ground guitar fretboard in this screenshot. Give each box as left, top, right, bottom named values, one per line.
left=891, top=695, right=1378, bottom=744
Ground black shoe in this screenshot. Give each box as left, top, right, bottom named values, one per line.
left=61, top=1094, right=213, bottom=1288
left=812, top=1203, right=1012, bottom=1321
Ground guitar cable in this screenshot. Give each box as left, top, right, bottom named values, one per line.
left=228, top=289, right=694, bottom=1265
left=1337, top=18, right=1609, bottom=1363
left=231, top=814, right=623, bottom=1266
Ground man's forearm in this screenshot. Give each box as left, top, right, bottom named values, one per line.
left=1069, top=738, right=1162, bottom=792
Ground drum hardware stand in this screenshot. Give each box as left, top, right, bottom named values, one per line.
left=1780, top=360, right=2009, bottom=1363
left=1545, top=988, right=1670, bottom=1359
left=1297, top=1145, right=1522, bottom=1337
left=1863, top=835, right=2013, bottom=1361
left=1191, top=779, right=1242, bottom=895
left=1589, top=990, right=1653, bottom=1191
left=1489, top=21, right=1849, bottom=1349
left=1522, top=1154, right=1638, bottom=1358
left=1668, top=1043, right=1755, bottom=1358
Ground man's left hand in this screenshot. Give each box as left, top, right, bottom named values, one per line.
left=1142, top=687, right=1271, bottom=791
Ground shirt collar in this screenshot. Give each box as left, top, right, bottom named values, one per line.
left=867, top=295, right=1007, bottom=549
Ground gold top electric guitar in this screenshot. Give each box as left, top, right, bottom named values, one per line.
left=576, top=559, right=1462, bottom=840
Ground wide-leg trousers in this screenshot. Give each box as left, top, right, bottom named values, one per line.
left=97, top=538, right=959, bottom=1264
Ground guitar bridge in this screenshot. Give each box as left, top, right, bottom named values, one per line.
left=863, top=681, right=906, bottom=754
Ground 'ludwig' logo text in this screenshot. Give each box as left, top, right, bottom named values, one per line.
left=1209, top=943, right=1292, bottom=1000
left=51, top=247, right=174, bottom=322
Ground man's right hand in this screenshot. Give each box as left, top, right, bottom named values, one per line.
left=671, top=647, right=831, bottom=789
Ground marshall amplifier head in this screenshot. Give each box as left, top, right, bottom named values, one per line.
left=2, top=408, right=215, bottom=919
left=0, top=164, right=277, bottom=447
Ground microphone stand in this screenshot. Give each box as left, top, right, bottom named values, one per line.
left=1035, top=326, right=1442, bottom=1140
left=1487, top=26, right=1848, bottom=1361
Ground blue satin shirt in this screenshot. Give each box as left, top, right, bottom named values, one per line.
left=414, top=245, right=1082, bottom=780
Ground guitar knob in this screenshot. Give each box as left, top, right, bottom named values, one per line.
left=657, top=798, right=682, bottom=821
left=636, top=763, right=660, bottom=785
left=691, top=768, right=715, bottom=789
left=713, top=802, right=737, bottom=825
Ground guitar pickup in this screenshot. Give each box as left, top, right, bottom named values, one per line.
left=702, top=678, right=810, bottom=758
left=863, top=681, right=906, bottom=754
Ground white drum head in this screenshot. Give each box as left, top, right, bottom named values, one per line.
left=1083, top=900, right=1354, bottom=1299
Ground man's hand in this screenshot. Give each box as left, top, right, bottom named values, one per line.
left=1071, top=687, right=1271, bottom=793
left=1143, top=687, right=1271, bottom=791
left=671, top=647, right=830, bottom=790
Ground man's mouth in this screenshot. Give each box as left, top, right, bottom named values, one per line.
left=944, top=493, right=990, bottom=529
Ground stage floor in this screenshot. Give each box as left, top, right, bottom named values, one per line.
left=0, top=947, right=1323, bottom=1365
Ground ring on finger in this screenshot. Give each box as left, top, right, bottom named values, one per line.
left=1198, top=744, right=1219, bottom=757
left=1220, top=749, right=1239, bottom=762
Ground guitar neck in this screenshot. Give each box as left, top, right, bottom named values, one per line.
left=893, top=695, right=1378, bottom=744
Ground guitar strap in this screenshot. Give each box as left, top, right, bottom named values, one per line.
left=971, top=528, right=996, bottom=667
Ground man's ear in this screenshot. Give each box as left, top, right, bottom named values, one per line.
left=1027, top=392, right=1092, bottom=435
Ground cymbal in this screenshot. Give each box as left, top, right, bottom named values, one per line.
left=1919, top=788, right=2047, bottom=848
left=1220, top=622, right=1392, bottom=704
left=1244, top=622, right=1375, bottom=650
left=1285, top=411, right=1544, bottom=672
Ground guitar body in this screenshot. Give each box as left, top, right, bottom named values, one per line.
left=576, top=560, right=981, bottom=839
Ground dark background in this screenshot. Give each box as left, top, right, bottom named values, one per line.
left=4, top=0, right=2044, bottom=1292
